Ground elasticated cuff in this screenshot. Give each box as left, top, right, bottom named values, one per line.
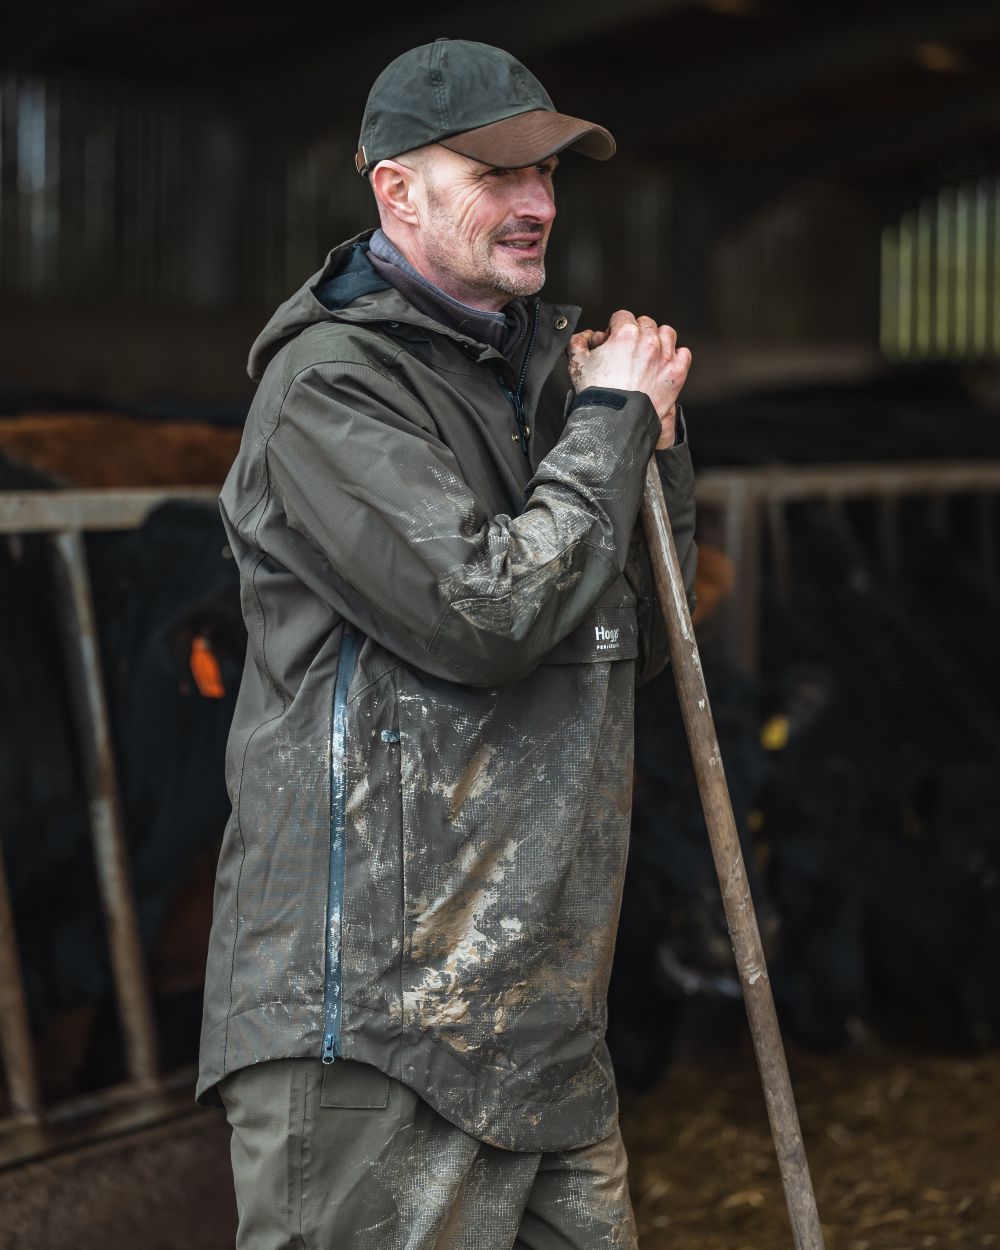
left=568, top=387, right=629, bottom=413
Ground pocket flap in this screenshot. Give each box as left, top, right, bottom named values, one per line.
left=320, top=1060, right=390, bottom=1109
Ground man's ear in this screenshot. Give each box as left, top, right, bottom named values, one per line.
left=371, top=159, right=421, bottom=228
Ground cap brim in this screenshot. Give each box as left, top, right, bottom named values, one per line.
left=437, top=109, right=616, bottom=167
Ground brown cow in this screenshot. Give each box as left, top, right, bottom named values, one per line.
left=692, top=544, right=734, bottom=625
left=0, top=414, right=241, bottom=488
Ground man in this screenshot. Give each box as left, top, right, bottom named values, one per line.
left=199, top=37, right=696, bottom=1250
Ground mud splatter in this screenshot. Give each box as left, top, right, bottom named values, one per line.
left=404, top=836, right=522, bottom=1033
left=446, top=744, right=497, bottom=822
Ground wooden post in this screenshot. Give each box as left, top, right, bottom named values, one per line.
left=641, top=461, right=825, bottom=1250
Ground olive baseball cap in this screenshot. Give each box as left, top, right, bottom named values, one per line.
left=356, top=38, right=616, bottom=176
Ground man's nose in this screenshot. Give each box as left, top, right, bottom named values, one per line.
left=512, top=171, right=556, bottom=223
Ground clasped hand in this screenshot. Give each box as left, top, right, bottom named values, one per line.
left=567, top=310, right=692, bottom=450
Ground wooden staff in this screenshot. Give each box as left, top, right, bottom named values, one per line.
left=641, top=460, right=825, bottom=1250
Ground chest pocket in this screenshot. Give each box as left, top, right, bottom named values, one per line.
left=541, top=574, right=639, bottom=665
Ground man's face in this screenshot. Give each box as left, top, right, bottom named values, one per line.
left=411, top=147, right=558, bottom=310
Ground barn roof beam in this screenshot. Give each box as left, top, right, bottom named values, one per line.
left=694, top=80, right=1000, bottom=221
left=239, top=0, right=702, bottom=140
left=1, top=0, right=174, bottom=71
left=618, top=0, right=1000, bottom=145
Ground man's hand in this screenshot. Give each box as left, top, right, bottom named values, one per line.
left=567, top=310, right=692, bottom=450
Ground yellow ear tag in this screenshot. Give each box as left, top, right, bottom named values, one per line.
left=760, top=715, right=790, bottom=752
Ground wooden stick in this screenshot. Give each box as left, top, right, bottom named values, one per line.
left=641, top=459, right=825, bottom=1250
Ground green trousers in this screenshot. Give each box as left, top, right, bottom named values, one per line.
left=218, top=1058, right=638, bottom=1250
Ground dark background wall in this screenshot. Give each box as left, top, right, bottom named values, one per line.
left=3, top=0, right=1000, bottom=407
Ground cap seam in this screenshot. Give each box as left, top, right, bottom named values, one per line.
left=511, top=63, right=528, bottom=106
left=430, top=40, right=450, bottom=134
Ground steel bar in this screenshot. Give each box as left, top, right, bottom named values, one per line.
left=695, top=460, right=1000, bottom=507
left=0, top=487, right=218, bottom=535
left=876, top=496, right=902, bottom=574
left=719, top=479, right=762, bottom=675
left=641, top=461, right=825, bottom=1250
left=766, top=497, right=793, bottom=605
left=928, top=493, right=950, bottom=541
left=977, top=493, right=999, bottom=592
left=0, top=1067, right=199, bottom=1171
left=2, top=466, right=999, bottom=537
left=0, top=842, right=43, bottom=1120
left=49, top=529, right=159, bottom=1086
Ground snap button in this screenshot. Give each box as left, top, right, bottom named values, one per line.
left=554, top=316, right=568, bottom=330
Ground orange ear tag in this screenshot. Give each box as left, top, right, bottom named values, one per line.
left=190, top=635, right=226, bottom=698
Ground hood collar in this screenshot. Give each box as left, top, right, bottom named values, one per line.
left=247, top=230, right=579, bottom=381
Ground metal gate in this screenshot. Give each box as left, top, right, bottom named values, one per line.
left=696, top=460, right=1000, bottom=674
left=2, top=464, right=999, bottom=1167
left=0, top=488, right=215, bottom=1168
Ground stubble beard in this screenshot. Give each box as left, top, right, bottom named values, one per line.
left=424, top=194, right=546, bottom=303
left=483, top=249, right=546, bottom=299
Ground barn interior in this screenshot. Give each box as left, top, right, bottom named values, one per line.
left=2, top=2, right=1000, bottom=1247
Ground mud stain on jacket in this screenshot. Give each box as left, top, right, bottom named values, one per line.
left=197, top=231, right=698, bottom=1152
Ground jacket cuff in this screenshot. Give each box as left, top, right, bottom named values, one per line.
left=652, top=403, right=687, bottom=457
left=655, top=416, right=695, bottom=500
left=566, top=387, right=661, bottom=443
left=569, top=391, right=687, bottom=451
left=654, top=404, right=687, bottom=459
left=672, top=403, right=687, bottom=447
left=568, top=386, right=629, bottom=413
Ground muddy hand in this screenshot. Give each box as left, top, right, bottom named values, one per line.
left=568, top=310, right=691, bottom=450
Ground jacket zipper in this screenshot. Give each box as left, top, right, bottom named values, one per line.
left=496, top=302, right=539, bottom=456
left=322, top=627, right=360, bottom=1064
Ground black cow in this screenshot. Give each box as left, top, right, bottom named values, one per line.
left=608, top=660, right=767, bottom=1088
left=90, top=502, right=243, bottom=955
left=755, top=491, right=1000, bottom=1050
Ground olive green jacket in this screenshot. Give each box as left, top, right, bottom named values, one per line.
left=198, top=232, right=697, bottom=1151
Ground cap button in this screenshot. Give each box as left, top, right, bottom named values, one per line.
left=554, top=316, right=568, bottom=330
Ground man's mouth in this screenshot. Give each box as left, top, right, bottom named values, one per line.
left=496, top=236, right=545, bottom=257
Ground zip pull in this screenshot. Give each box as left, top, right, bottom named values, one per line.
left=322, top=1032, right=337, bottom=1064
left=497, top=373, right=532, bottom=455
left=511, top=389, right=531, bottom=454
left=494, top=302, right=539, bottom=457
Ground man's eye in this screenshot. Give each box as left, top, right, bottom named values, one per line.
left=486, top=167, right=511, bottom=177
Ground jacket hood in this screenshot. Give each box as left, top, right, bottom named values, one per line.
left=247, top=231, right=390, bottom=381
left=247, top=230, right=582, bottom=383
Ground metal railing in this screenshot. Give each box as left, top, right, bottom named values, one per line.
left=0, top=488, right=215, bottom=1167
left=696, top=460, right=1000, bottom=673
left=1, top=464, right=999, bottom=1165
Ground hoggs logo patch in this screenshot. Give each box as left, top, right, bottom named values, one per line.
left=595, top=624, right=620, bottom=650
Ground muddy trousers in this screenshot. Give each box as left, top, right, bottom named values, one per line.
left=219, top=1058, right=638, bottom=1250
